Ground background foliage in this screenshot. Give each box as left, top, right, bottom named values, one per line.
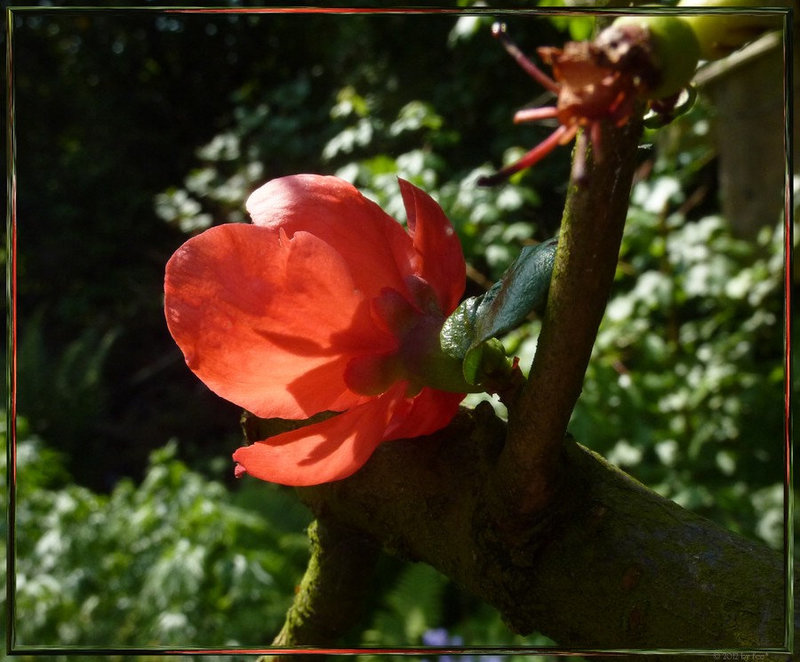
left=5, top=2, right=791, bottom=656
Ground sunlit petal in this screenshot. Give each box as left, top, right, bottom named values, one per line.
left=233, top=383, right=408, bottom=486
left=398, top=179, right=466, bottom=314
left=386, top=387, right=465, bottom=441
left=247, top=174, right=418, bottom=302
left=165, top=223, right=393, bottom=419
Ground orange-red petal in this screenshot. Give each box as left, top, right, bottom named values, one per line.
left=164, top=223, right=394, bottom=419
left=232, top=382, right=409, bottom=486
left=398, top=179, right=466, bottom=314
left=246, top=175, right=418, bottom=303
left=385, top=387, right=464, bottom=441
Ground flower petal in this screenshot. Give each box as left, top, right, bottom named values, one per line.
left=385, top=387, right=464, bottom=441
left=164, top=223, right=393, bottom=419
left=247, top=175, right=417, bottom=302
left=398, top=179, right=466, bottom=314
left=232, top=383, right=408, bottom=486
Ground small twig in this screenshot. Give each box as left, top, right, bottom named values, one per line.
left=692, top=31, right=782, bottom=87
left=465, top=261, right=494, bottom=291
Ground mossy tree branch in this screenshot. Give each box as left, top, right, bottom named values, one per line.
left=293, top=406, right=790, bottom=656
left=259, top=518, right=380, bottom=662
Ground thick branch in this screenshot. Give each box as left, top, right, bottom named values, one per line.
left=496, top=117, right=645, bottom=518
left=295, top=408, right=790, bottom=656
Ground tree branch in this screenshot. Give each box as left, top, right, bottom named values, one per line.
left=260, top=518, right=380, bottom=662
left=251, top=85, right=789, bottom=658
left=493, top=114, right=645, bottom=519
left=293, top=407, right=790, bottom=656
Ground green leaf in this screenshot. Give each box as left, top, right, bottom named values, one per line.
left=473, top=237, right=557, bottom=343
left=462, top=338, right=508, bottom=385
left=441, top=238, right=557, bottom=362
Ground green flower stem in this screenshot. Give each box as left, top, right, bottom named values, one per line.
left=260, top=518, right=380, bottom=661
left=493, top=114, right=645, bottom=519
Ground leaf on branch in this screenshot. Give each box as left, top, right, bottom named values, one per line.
left=440, top=237, right=557, bottom=383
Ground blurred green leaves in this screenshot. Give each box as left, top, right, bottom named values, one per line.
left=571, top=186, right=785, bottom=544
left=5, top=425, right=311, bottom=650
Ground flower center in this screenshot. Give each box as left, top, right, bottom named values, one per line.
left=344, top=277, right=477, bottom=397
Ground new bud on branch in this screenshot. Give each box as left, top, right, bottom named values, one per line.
left=164, top=175, right=478, bottom=486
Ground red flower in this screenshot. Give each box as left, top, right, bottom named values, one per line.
left=164, top=174, right=469, bottom=486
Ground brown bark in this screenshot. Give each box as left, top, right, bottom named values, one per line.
left=294, top=406, right=789, bottom=656
left=260, top=518, right=380, bottom=662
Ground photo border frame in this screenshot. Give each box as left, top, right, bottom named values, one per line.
left=5, top=2, right=795, bottom=656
